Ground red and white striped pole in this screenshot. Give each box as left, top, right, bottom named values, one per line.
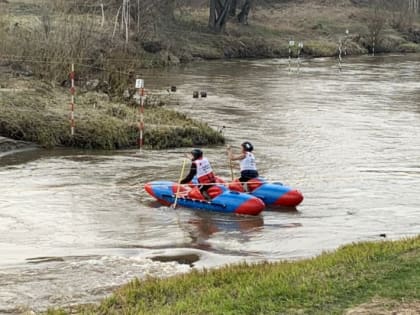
left=136, top=79, right=145, bottom=149
left=69, top=64, right=75, bottom=136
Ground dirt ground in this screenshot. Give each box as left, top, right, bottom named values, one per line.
left=346, top=298, right=420, bottom=315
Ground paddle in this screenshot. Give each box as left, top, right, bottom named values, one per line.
left=226, top=145, right=234, bottom=181
left=172, top=158, right=187, bottom=209
left=229, top=159, right=234, bottom=181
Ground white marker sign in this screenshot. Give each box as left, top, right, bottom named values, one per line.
left=135, top=79, right=144, bottom=89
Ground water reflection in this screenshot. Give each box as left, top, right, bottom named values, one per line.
left=187, top=212, right=264, bottom=249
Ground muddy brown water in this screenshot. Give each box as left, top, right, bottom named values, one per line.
left=1, top=54, right=420, bottom=313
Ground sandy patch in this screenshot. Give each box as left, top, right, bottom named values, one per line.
left=346, top=298, right=420, bottom=315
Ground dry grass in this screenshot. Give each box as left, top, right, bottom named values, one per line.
left=173, top=0, right=419, bottom=58
left=251, top=1, right=365, bottom=40
left=2, top=0, right=419, bottom=74
left=0, top=72, right=224, bottom=149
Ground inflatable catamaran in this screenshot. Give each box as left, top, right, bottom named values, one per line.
left=144, top=181, right=265, bottom=215
left=144, top=177, right=303, bottom=215
left=225, top=177, right=304, bottom=207
left=144, top=144, right=303, bottom=214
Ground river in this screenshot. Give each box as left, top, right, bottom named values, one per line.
left=1, top=53, right=419, bottom=313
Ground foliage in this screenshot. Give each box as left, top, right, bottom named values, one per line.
left=398, top=42, right=420, bottom=52
left=302, top=40, right=338, bottom=57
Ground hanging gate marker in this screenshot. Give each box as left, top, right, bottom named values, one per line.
left=338, top=29, right=349, bottom=72
left=288, top=40, right=294, bottom=73
left=344, top=29, right=349, bottom=56
left=69, top=63, right=75, bottom=136
left=135, top=78, right=145, bottom=150
left=288, top=40, right=303, bottom=73
left=297, top=41, right=303, bottom=73
left=372, top=30, right=376, bottom=57
left=338, top=39, right=343, bottom=71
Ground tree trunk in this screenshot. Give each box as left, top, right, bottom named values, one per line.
left=408, top=0, right=419, bottom=13
left=208, top=0, right=216, bottom=29
left=159, top=0, right=175, bottom=21
left=208, top=0, right=233, bottom=32
left=229, top=0, right=237, bottom=17
left=237, top=0, right=252, bottom=24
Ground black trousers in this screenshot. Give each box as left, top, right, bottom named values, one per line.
left=239, top=170, right=259, bottom=182
left=199, top=184, right=213, bottom=193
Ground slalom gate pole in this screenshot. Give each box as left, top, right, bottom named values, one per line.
left=338, top=39, right=343, bottom=72
left=288, top=40, right=294, bottom=73
left=372, top=31, right=375, bottom=57
left=139, top=87, right=145, bottom=149
left=69, top=63, right=75, bottom=136
left=135, top=79, right=145, bottom=150
left=297, top=41, right=303, bottom=73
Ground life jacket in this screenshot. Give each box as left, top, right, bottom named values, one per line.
left=240, top=152, right=257, bottom=172
left=193, top=157, right=215, bottom=184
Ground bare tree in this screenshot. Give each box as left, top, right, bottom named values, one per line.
left=367, top=1, right=386, bottom=54
left=208, top=0, right=253, bottom=32
left=109, top=0, right=169, bottom=43
left=229, top=0, right=237, bottom=17
left=237, top=0, right=253, bottom=24
left=208, top=0, right=233, bottom=32
left=387, top=0, right=417, bottom=30
left=408, top=0, right=419, bottom=12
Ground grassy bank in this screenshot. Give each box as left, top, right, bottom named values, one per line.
left=0, top=75, right=224, bottom=149
left=45, top=236, right=420, bottom=314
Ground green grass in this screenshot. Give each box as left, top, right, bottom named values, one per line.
left=46, top=236, right=420, bottom=315
left=303, top=40, right=340, bottom=57
left=398, top=42, right=420, bottom=53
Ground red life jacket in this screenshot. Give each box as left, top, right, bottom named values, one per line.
left=194, top=157, right=215, bottom=184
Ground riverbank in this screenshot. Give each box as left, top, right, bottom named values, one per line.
left=1, top=0, right=419, bottom=150
left=46, top=236, right=420, bottom=314
left=0, top=69, right=224, bottom=150
left=2, top=1, right=419, bottom=66
left=0, top=136, right=37, bottom=155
